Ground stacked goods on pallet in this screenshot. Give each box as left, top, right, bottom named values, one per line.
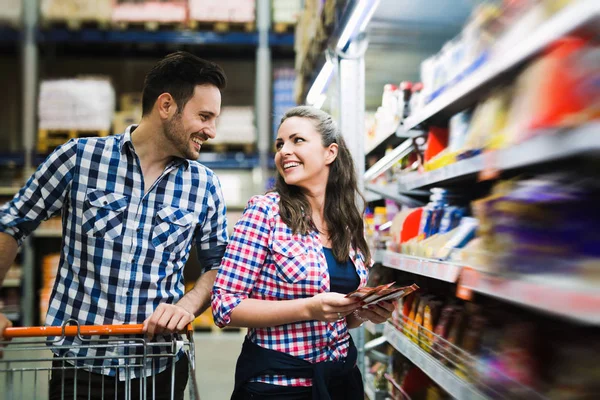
left=211, top=106, right=255, bottom=146
left=189, top=0, right=256, bottom=25
left=38, top=77, right=115, bottom=152
left=39, top=253, right=60, bottom=324
left=112, top=0, right=187, bottom=26
left=40, top=0, right=112, bottom=25
left=272, top=0, right=302, bottom=26
left=113, top=92, right=142, bottom=134
left=0, top=0, right=22, bottom=27
left=272, top=66, right=296, bottom=140
left=39, top=78, right=115, bottom=131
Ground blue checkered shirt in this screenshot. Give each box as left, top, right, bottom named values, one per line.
left=0, top=125, right=228, bottom=378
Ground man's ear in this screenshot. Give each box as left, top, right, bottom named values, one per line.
left=325, top=143, right=338, bottom=165
left=156, top=93, right=177, bottom=119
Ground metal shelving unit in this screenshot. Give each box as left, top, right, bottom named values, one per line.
left=383, top=322, right=488, bottom=400
left=403, top=0, right=600, bottom=131
left=396, top=123, right=600, bottom=191
left=380, top=251, right=461, bottom=283
left=377, top=250, right=600, bottom=326
left=349, top=1, right=600, bottom=398
left=36, top=28, right=294, bottom=47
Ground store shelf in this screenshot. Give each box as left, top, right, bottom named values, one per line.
left=397, top=124, right=600, bottom=191
left=383, top=322, right=488, bottom=400
left=38, top=28, right=260, bottom=46
left=381, top=251, right=462, bottom=283
left=459, top=268, right=600, bottom=326
left=379, top=250, right=600, bottom=325
left=199, top=152, right=260, bottom=169
left=36, top=28, right=294, bottom=47
left=366, top=123, right=422, bottom=157
left=365, top=183, right=426, bottom=207
left=268, top=32, right=295, bottom=47
left=403, top=0, right=600, bottom=130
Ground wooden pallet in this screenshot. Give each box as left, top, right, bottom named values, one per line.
left=272, top=22, right=295, bottom=34
left=188, top=20, right=255, bottom=33
left=201, top=142, right=256, bottom=154
left=112, top=20, right=188, bottom=32
left=41, top=18, right=111, bottom=31
left=37, top=129, right=109, bottom=153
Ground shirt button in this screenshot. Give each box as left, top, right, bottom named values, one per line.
left=136, top=227, right=142, bottom=233
left=126, top=291, right=131, bottom=296
left=103, top=201, right=108, bottom=205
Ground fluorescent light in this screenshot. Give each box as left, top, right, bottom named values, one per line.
left=312, top=93, right=327, bottom=109
left=359, top=0, right=380, bottom=32
left=337, top=0, right=380, bottom=49
left=306, top=60, right=333, bottom=105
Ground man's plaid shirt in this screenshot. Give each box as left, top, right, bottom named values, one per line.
left=0, top=125, right=227, bottom=378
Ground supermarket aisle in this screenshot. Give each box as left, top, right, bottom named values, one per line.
left=194, top=332, right=244, bottom=399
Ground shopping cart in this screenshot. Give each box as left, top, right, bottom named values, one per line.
left=0, top=320, right=200, bottom=400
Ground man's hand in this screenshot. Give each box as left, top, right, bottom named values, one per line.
left=0, top=313, right=13, bottom=358
left=142, top=304, right=195, bottom=338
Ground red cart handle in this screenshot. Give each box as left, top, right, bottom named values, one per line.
left=2, top=323, right=194, bottom=339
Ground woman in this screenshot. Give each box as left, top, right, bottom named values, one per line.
left=212, top=106, right=394, bottom=399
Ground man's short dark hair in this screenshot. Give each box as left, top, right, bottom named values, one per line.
left=142, top=51, right=227, bottom=116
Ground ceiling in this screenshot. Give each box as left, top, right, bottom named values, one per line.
left=361, top=0, right=473, bottom=110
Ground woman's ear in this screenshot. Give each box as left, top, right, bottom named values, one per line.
left=325, top=143, right=338, bottom=165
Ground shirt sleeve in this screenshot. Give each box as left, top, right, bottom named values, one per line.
left=211, top=196, right=271, bottom=328
left=195, top=171, right=228, bottom=274
left=0, top=140, right=77, bottom=245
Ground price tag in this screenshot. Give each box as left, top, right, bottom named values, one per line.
left=456, top=267, right=477, bottom=300
left=479, top=150, right=500, bottom=181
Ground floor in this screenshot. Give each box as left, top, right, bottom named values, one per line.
left=0, top=331, right=245, bottom=400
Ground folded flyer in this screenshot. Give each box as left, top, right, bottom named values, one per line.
left=346, top=283, right=419, bottom=308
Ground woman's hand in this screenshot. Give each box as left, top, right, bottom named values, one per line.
left=307, top=292, right=362, bottom=323
left=354, top=301, right=395, bottom=324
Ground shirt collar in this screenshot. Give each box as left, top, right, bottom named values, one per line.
left=119, top=124, right=190, bottom=170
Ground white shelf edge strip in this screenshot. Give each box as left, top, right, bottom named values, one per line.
left=364, top=139, right=414, bottom=181
left=383, top=323, right=488, bottom=400
left=460, top=270, right=600, bottom=325
left=381, top=251, right=461, bottom=283
left=378, top=250, right=600, bottom=325
left=397, top=124, right=600, bottom=191
left=404, top=0, right=600, bottom=130
left=365, top=184, right=425, bottom=207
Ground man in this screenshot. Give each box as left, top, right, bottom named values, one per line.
left=0, top=51, right=228, bottom=399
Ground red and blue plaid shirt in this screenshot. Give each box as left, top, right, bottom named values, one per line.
left=212, top=193, right=369, bottom=387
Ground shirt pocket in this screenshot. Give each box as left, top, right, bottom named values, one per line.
left=82, top=189, right=128, bottom=240
left=270, top=237, right=309, bottom=284
left=152, top=206, right=195, bottom=253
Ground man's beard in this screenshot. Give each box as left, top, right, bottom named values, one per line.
left=164, top=113, right=196, bottom=160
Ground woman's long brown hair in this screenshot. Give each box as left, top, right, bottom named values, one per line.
left=274, top=106, right=371, bottom=266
